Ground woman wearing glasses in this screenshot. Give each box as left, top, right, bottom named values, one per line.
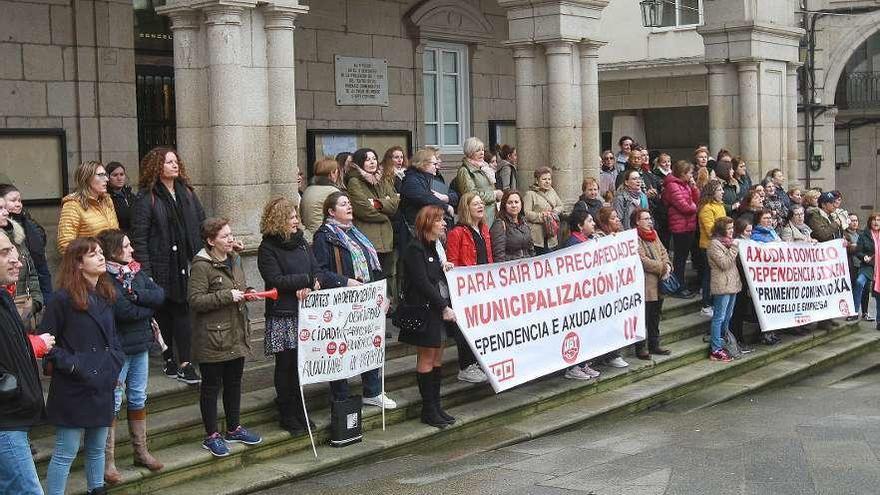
left=57, top=161, right=119, bottom=254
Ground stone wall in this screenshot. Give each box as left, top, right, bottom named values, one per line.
left=0, top=0, right=138, bottom=270
left=293, top=0, right=515, bottom=171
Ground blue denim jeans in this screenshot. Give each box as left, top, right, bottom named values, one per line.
left=114, top=351, right=149, bottom=413
left=46, top=426, right=108, bottom=494
left=711, top=294, right=737, bottom=352
left=0, top=430, right=43, bottom=495
left=853, top=273, right=871, bottom=314
left=329, top=368, right=381, bottom=402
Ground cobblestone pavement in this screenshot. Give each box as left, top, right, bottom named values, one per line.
left=256, top=361, right=880, bottom=495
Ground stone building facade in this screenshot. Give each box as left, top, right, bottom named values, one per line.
left=3, top=0, right=880, bottom=260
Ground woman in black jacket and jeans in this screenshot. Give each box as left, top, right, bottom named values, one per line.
left=97, top=229, right=164, bottom=484
left=400, top=205, right=458, bottom=428
left=257, top=198, right=327, bottom=435
left=130, top=146, right=205, bottom=384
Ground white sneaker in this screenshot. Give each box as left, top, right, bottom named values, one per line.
left=606, top=357, right=629, bottom=368
left=564, top=366, right=592, bottom=380
left=457, top=364, right=488, bottom=383
left=580, top=364, right=601, bottom=378
left=700, top=306, right=714, bottom=317
left=363, top=393, right=397, bottom=409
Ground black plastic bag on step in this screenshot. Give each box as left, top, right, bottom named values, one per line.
left=330, top=395, right=363, bottom=447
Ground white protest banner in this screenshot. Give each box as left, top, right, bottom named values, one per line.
left=738, top=239, right=853, bottom=332
left=447, top=229, right=646, bottom=393
left=297, top=280, right=387, bottom=385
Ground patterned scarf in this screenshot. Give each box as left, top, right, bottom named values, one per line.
left=106, top=260, right=142, bottom=293
left=325, top=219, right=381, bottom=282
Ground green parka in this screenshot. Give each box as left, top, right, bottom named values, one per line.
left=345, top=167, right=400, bottom=253
left=188, top=249, right=251, bottom=364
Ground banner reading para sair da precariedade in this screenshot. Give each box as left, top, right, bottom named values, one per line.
left=446, top=229, right=646, bottom=393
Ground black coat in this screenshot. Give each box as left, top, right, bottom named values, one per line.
left=399, top=168, right=448, bottom=227
left=856, top=229, right=877, bottom=280
left=398, top=240, right=450, bottom=348
left=41, top=289, right=124, bottom=428
left=0, top=292, right=45, bottom=429
left=109, top=270, right=165, bottom=355
left=11, top=211, right=52, bottom=300
left=109, top=185, right=136, bottom=232
left=258, top=233, right=331, bottom=318
left=312, top=224, right=381, bottom=288
left=130, top=180, right=206, bottom=301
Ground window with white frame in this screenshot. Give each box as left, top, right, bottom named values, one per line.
left=658, top=0, right=702, bottom=28
left=422, top=42, right=469, bottom=152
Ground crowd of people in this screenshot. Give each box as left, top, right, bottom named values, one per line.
left=1, top=136, right=879, bottom=494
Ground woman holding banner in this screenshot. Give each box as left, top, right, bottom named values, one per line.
left=257, top=198, right=324, bottom=436
left=855, top=213, right=880, bottom=329
left=560, top=209, right=602, bottom=380
left=400, top=205, right=458, bottom=428
left=707, top=217, right=740, bottom=362
left=312, top=192, right=398, bottom=409
left=446, top=192, right=492, bottom=383
left=188, top=218, right=262, bottom=457
left=749, top=211, right=783, bottom=345
left=633, top=208, right=672, bottom=360
left=489, top=190, right=534, bottom=262
left=779, top=206, right=814, bottom=243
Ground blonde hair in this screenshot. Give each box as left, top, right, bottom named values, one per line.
left=457, top=191, right=486, bottom=227
left=803, top=189, right=821, bottom=207
left=69, top=161, right=111, bottom=210
left=411, top=148, right=437, bottom=171
left=313, top=157, right=338, bottom=177
left=260, top=197, right=297, bottom=238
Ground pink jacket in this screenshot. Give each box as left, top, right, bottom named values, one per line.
left=662, top=174, right=699, bottom=234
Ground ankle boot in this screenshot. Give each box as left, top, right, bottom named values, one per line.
left=431, top=368, right=455, bottom=424
left=128, top=409, right=163, bottom=471
left=103, top=419, right=122, bottom=485
left=290, top=397, right=316, bottom=430
left=87, top=487, right=107, bottom=495
left=276, top=398, right=305, bottom=435
left=416, top=372, right=447, bottom=429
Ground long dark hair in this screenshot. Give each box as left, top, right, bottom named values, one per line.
left=58, top=237, right=117, bottom=311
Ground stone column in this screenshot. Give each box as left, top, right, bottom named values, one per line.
left=544, top=41, right=580, bottom=204
left=166, top=10, right=209, bottom=198
left=203, top=6, right=258, bottom=242
left=264, top=5, right=308, bottom=202
left=579, top=41, right=602, bottom=181
left=707, top=63, right=738, bottom=157
left=737, top=61, right=761, bottom=175
left=512, top=44, right=542, bottom=188
left=786, top=62, right=800, bottom=186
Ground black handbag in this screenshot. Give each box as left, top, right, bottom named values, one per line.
left=392, top=302, right=429, bottom=333
left=329, top=395, right=363, bottom=447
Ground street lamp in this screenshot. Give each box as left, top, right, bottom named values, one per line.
left=640, top=0, right=665, bottom=28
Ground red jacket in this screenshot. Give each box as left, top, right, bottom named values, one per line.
left=662, top=174, right=699, bottom=234
left=447, top=223, right=494, bottom=266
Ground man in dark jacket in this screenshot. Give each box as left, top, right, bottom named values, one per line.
left=0, top=231, right=49, bottom=494
left=807, top=192, right=844, bottom=242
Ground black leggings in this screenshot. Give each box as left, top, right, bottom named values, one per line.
left=671, top=232, right=697, bottom=288
left=452, top=323, right=477, bottom=370
left=199, top=357, right=245, bottom=435
left=156, top=300, right=192, bottom=363
left=274, top=348, right=299, bottom=403
left=636, top=299, right=663, bottom=352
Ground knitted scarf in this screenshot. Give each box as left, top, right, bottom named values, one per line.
left=106, top=260, right=142, bottom=293
left=325, top=218, right=380, bottom=282
left=637, top=228, right=657, bottom=242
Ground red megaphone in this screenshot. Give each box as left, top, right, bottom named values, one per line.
left=244, top=288, right=278, bottom=301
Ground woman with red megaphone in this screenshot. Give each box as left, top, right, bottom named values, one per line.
left=257, top=198, right=328, bottom=436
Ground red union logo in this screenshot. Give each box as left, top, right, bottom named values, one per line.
left=323, top=310, right=333, bottom=322
left=299, top=329, right=310, bottom=341
left=561, top=332, right=580, bottom=364
left=794, top=315, right=811, bottom=325
left=377, top=294, right=385, bottom=308
left=839, top=299, right=851, bottom=316
left=489, top=359, right=515, bottom=382
left=373, top=335, right=382, bottom=347
left=326, top=341, right=337, bottom=355
left=338, top=342, right=348, bottom=355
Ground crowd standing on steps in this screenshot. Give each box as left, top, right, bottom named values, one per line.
left=0, top=138, right=875, bottom=493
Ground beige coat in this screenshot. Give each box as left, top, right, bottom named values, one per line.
left=299, top=179, right=339, bottom=243
left=638, top=236, right=671, bottom=302
left=523, top=185, right=564, bottom=249
left=345, top=168, right=399, bottom=253
left=708, top=238, right=742, bottom=296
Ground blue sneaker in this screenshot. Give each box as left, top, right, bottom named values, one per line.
left=225, top=425, right=262, bottom=445
left=202, top=433, right=230, bottom=457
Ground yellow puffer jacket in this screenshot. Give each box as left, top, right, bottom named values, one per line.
left=57, top=194, right=119, bottom=253
left=697, top=201, right=726, bottom=249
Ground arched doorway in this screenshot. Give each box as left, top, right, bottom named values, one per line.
left=833, top=29, right=880, bottom=215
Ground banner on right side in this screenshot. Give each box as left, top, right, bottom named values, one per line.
left=738, top=239, right=853, bottom=332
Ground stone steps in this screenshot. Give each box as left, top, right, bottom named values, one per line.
left=30, top=298, right=706, bottom=472
left=153, top=322, right=878, bottom=495
left=50, top=316, right=868, bottom=493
